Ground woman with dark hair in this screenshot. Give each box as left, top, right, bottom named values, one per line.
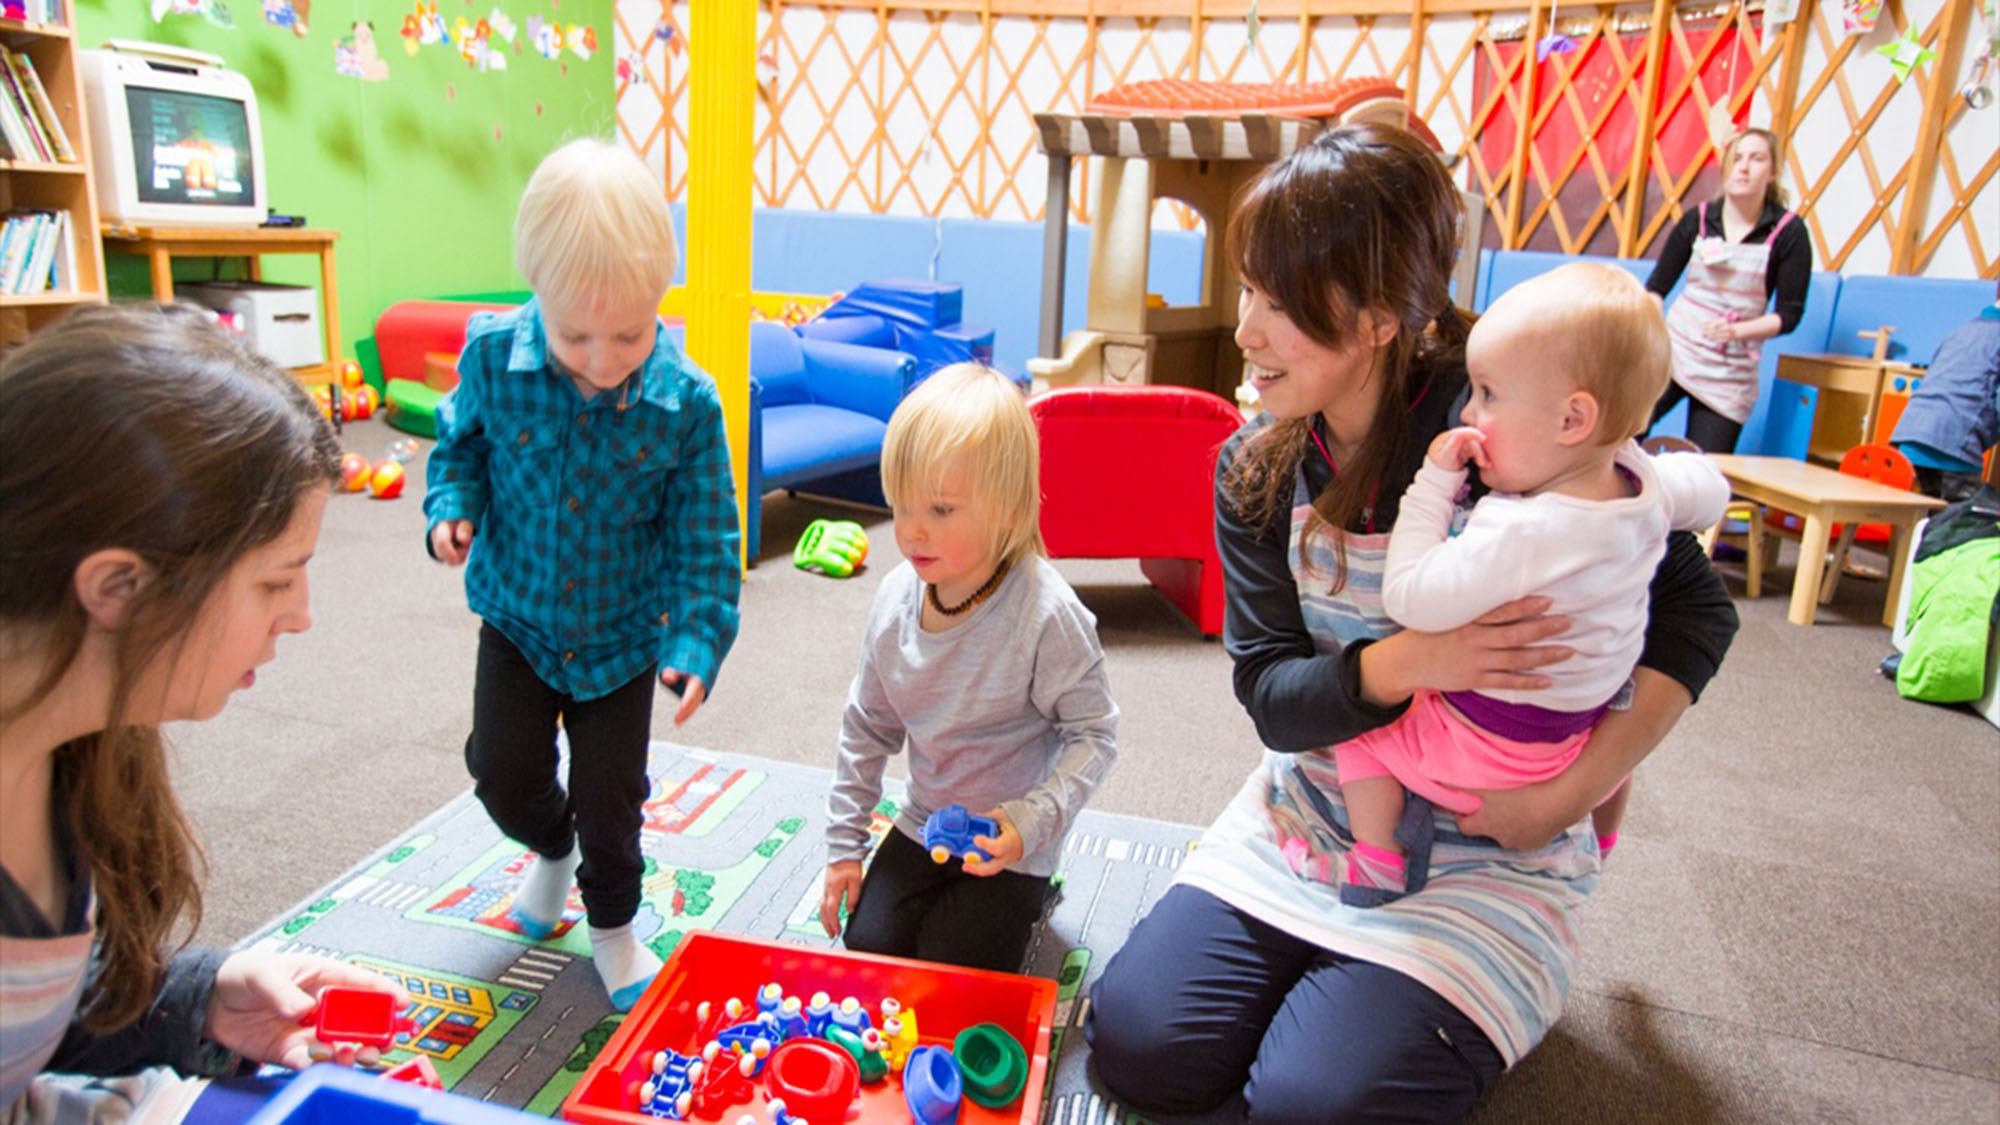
left=0, top=305, right=409, bottom=1121
left=1645, top=126, right=1814, bottom=453
left=1084, top=124, right=1739, bottom=1122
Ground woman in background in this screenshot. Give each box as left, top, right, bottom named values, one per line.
left=1646, top=126, right=1813, bottom=453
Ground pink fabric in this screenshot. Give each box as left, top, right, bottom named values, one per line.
left=1332, top=690, right=1590, bottom=815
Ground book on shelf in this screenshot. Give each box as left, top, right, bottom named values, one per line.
left=1, top=0, right=64, bottom=25
left=5, top=49, right=75, bottom=161
left=0, top=46, right=72, bottom=163
left=0, top=209, right=71, bottom=295
left=0, top=70, right=40, bottom=161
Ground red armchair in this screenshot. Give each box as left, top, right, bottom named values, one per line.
left=1029, top=385, right=1244, bottom=637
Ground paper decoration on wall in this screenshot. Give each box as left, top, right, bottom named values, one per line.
left=755, top=50, right=777, bottom=104
left=526, top=16, right=561, bottom=59
left=1764, top=0, right=1801, bottom=26
left=1964, top=0, right=1998, bottom=109
left=488, top=9, right=517, bottom=45
left=566, top=23, right=595, bottom=61
left=263, top=0, right=308, bottom=37
left=657, top=21, right=679, bottom=54
left=1841, top=0, right=1883, bottom=35
left=337, top=19, right=390, bottom=79
left=1535, top=0, right=1580, bottom=61
left=151, top=0, right=233, bottom=27
left=401, top=2, right=446, bottom=56
left=616, top=53, right=641, bottom=89
left=1246, top=0, right=1260, bottom=47
left=1875, top=26, right=1936, bottom=82
left=454, top=17, right=507, bottom=70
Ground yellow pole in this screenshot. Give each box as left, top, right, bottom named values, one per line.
left=687, top=0, right=756, bottom=567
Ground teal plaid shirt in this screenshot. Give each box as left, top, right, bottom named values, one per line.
left=424, top=299, right=742, bottom=700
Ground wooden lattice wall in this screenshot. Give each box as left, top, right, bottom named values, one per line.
left=612, top=0, right=1996, bottom=278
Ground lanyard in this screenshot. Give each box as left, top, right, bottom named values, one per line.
left=1307, top=421, right=1380, bottom=534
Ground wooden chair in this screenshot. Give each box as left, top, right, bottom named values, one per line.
left=1643, top=435, right=1767, bottom=591
left=1757, top=443, right=1918, bottom=604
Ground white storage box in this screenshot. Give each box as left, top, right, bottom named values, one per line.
left=179, top=281, right=324, bottom=369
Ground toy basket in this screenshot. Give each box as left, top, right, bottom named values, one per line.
left=561, top=932, right=1057, bottom=1124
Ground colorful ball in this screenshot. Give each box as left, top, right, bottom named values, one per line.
left=340, top=359, right=365, bottom=391
left=369, top=460, right=407, bottom=499
left=339, top=452, right=371, bottom=492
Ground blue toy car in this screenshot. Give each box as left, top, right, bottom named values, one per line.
left=922, top=805, right=998, bottom=865
left=638, top=1048, right=703, bottom=1120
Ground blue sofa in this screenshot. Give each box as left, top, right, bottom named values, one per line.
left=1473, top=250, right=1994, bottom=459
left=671, top=320, right=917, bottom=560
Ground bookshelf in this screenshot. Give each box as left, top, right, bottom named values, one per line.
left=0, top=0, right=104, bottom=346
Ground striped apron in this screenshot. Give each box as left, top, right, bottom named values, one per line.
left=1174, top=467, right=1599, bottom=1066
left=1663, top=207, right=1796, bottom=425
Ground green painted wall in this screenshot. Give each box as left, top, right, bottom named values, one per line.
left=76, top=0, right=614, bottom=361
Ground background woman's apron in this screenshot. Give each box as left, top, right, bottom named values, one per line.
left=1664, top=208, right=1797, bottom=424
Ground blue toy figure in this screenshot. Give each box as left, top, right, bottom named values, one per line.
left=922, top=805, right=999, bottom=865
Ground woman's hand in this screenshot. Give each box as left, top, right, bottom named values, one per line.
left=1451, top=668, right=1695, bottom=849
left=819, top=860, right=863, bottom=938
left=960, top=808, right=1025, bottom=877
left=1699, top=317, right=1736, bottom=344
left=1359, top=596, right=1571, bottom=708
left=205, top=952, right=411, bottom=1070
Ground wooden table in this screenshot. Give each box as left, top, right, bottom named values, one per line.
left=1775, top=351, right=1924, bottom=465
left=100, top=225, right=342, bottom=383
left=1710, top=454, right=1944, bottom=626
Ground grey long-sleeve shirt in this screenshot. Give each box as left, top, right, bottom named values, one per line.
left=826, top=557, right=1119, bottom=878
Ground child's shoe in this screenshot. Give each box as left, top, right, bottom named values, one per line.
left=591, top=922, right=664, bottom=1012
left=1339, top=841, right=1409, bottom=907
left=510, top=846, right=580, bottom=939
left=1339, top=793, right=1438, bottom=908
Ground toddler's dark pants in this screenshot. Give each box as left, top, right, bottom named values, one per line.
left=842, top=828, right=1051, bottom=973
left=465, top=621, right=654, bottom=929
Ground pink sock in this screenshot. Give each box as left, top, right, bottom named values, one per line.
left=1346, top=841, right=1407, bottom=892
left=1597, top=832, right=1619, bottom=856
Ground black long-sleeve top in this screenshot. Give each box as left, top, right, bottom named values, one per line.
left=1216, top=360, right=1741, bottom=754
left=1645, top=199, right=1814, bottom=335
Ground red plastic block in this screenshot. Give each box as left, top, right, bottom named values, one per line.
left=381, top=1054, right=443, bottom=1089
left=312, top=987, right=415, bottom=1051
left=560, top=933, right=1057, bottom=1125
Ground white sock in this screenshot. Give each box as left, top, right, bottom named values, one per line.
left=510, top=847, right=580, bottom=939
left=590, top=922, right=664, bottom=1012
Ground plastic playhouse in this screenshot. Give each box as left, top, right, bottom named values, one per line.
left=1025, top=78, right=1478, bottom=399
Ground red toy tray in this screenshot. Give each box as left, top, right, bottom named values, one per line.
left=561, top=932, right=1057, bottom=1125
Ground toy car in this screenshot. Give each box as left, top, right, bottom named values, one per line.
left=922, top=805, right=998, bottom=864
left=637, top=1048, right=702, bottom=1120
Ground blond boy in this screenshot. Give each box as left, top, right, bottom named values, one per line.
left=424, top=139, right=741, bottom=1006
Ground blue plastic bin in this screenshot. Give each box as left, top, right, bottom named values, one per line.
left=244, top=1064, right=544, bottom=1124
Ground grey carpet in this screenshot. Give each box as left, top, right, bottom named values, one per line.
left=168, top=417, right=1999, bottom=1123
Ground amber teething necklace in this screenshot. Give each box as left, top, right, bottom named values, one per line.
left=928, top=559, right=1011, bottom=617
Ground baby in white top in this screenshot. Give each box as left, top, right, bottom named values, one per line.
left=1328, top=263, right=1729, bottom=907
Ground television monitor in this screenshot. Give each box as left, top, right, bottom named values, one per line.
left=80, top=40, right=268, bottom=229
